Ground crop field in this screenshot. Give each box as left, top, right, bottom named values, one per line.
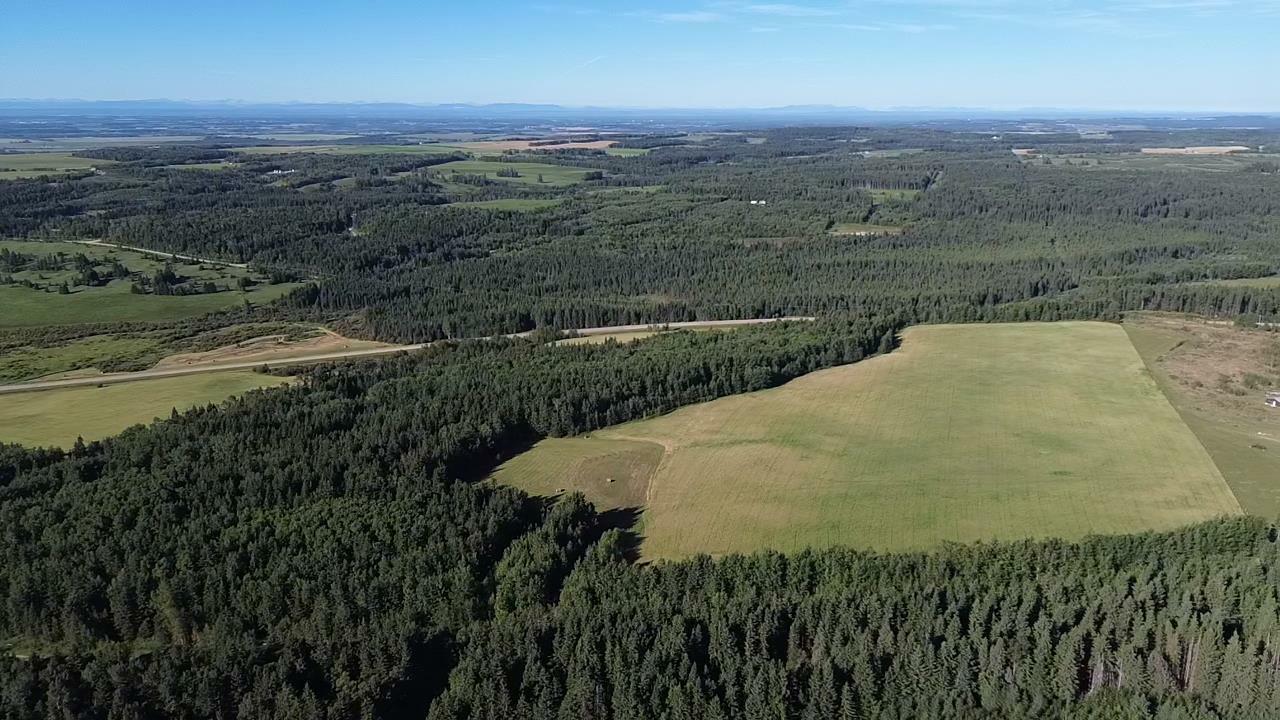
left=493, top=322, right=1240, bottom=558
left=0, top=371, right=290, bottom=448
left=0, top=240, right=300, bottom=327
left=0, top=152, right=113, bottom=179
left=429, top=160, right=599, bottom=186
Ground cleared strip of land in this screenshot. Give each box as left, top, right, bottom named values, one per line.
left=0, top=318, right=814, bottom=394
left=493, top=322, right=1240, bottom=558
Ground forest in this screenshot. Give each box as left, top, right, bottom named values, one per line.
left=4, top=123, right=1280, bottom=717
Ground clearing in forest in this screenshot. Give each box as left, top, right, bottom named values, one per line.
left=1125, top=314, right=1280, bottom=517
left=493, top=322, right=1240, bottom=558
left=0, top=371, right=290, bottom=448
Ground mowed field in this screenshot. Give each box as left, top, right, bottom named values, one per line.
left=0, top=372, right=290, bottom=448
left=493, top=322, right=1240, bottom=558
left=0, top=153, right=113, bottom=179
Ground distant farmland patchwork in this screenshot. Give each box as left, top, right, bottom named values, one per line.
left=493, top=322, right=1240, bottom=558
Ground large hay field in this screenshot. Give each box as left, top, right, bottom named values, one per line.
left=493, top=322, right=1240, bottom=558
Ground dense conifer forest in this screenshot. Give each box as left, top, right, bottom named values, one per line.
left=4, top=123, right=1280, bottom=717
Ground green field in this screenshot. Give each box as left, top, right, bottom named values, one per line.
left=1025, top=152, right=1277, bottom=173
left=429, top=160, right=599, bottom=186
left=493, top=322, right=1240, bottom=558
left=0, top=335, right=166, bottom=383
left=0, top=153, right=113, bottom=179
left=0, top=240, right=300, bottom=327
left=0, top=372, right=290, bottom=448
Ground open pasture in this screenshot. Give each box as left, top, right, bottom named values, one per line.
left=1025, top=152, right=1277, bottom=173
left=0, top=371, right=290, bottom=448
left=0, top=240, right=299, bottom=327
left=493, top=322, right=1239, bottom=558
left=0, top=153, right=112, bottom=179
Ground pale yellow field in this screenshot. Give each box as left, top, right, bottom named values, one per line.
left=0, top=372, right=290, bottom=448
left=493, top=322, right=1240, bottom=559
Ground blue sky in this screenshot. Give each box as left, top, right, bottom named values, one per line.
left=4, top=0, right=1278, bottom=111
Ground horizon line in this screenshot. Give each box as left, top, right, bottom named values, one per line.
left=1, top=98, right=1278, bottom=116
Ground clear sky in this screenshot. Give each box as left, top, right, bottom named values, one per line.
left=4, top=0, right=1278, bottom=111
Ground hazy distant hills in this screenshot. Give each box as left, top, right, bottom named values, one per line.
left=2, top=99, right=1277, bottom=124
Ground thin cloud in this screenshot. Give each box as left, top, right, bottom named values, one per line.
left=741, top=3, right=842, bottom=16
left=656, top=10, right=724, bottom=22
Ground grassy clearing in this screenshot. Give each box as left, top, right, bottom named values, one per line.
left=0, top=372, right=290, bottom=448
left=450, top=198, right=563, bottom=211
left=0, top=153, right=113, bottom=179
left=430, top=160, right=598, bottom=186
left=604, top=147, right=649, bottom=157
left=0, top=240, right=300, bottom=327
left=0, top=336, right=166, bottom=383
left=494, top=322, right=1239, bottom=559
left=555, top=330, right=662, bottom=346
left=1025, top=153, right=1279, bottom=173
left=1125, top=315, right=1280, bottom=516
left=0, top=282, right=296, bottom=327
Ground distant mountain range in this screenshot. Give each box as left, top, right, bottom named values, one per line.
left=1, top=99, right=1275, bottom=124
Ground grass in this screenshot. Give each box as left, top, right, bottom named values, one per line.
left=429, top=160, right=599, bottom=186
left=0, top=335, right=166, bottom=383
left=1125, top=316, right=1280, bottom=517
left=0, top=240, right=300, bottom=327
left=493, top=322, right=1240, bottom=559
left=0, top=282, right=296, bottom=327
left=1025, top=153, right=1280, bottom=173
left=0, top=153, right=113, bottom=179
left=556, top=330, right=662, bottom=346
left=450, top=198, right=563, bottom=211
left=0, top=372, right=290, bottom=448
left=605, top=147, right=649, bottom=157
